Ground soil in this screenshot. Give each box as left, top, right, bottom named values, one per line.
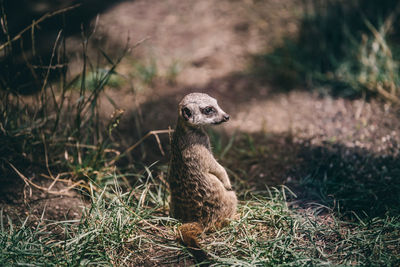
left=1, top=0, right=400, bottom=265
left=0, top=171, right=84, bottom=223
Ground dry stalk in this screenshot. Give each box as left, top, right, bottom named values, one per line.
left=109, top=129, right=174, bottom=165
left=9, top=162, right=76, bottom=197
left=40, top=172, right=77, bottom=183
left=0, top=4, right=81, bottom=51
left=65, top=143, right=121, bottom=156
left=374, top=84, right=400, bottom=104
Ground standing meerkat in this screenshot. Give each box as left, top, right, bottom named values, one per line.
left=168, top=92, right=237, bottom=250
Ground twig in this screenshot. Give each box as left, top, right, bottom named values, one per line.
left=47, top=174, right=60, bottom=191
left=109, top=129, right=174, bottom=165
left=153, top=132, right=165, bottom=156
left=0, top=4, right=81, bottom=51
left=9, top=162, right=75, bottom=197
left=363, top=18, right=392, bottom=58
left=42, top=132, right=56, bottom=181
left=41, top=29, right=63, bottom=93
left=65, top=143, right=121, bottom=155
left=382, top=1, right=400, bottom=34
left=40, top=173, right=75, bottom=183
left=374, top=84, right=400, bottom=104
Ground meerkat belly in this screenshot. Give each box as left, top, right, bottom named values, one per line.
left=170, top=171, right=227, bottom=223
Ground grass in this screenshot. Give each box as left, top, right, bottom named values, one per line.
left=2, top=177, right=399, bottom=266
left=0, top=3, right=130, bottom=188
left=129, top=58, right=159, bottom=89
left=77, top=68, right=125, bottom=91
left=212, top=132, right=400, bottom=265
left=253, top=0, right=400, bottom=103
left=206, top=190, right=400, bottom=266
left=0, top=175, right=178, bottom=266
left=1, top=2, right=400, bottom=266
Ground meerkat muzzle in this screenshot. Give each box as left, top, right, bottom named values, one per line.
left=223, top=114, right=230, bottom=122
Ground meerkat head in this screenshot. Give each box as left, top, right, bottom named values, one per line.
left=178, top=93, right=230, bottom=127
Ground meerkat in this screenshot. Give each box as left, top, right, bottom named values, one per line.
left=168, top=92, right=237, bottom=252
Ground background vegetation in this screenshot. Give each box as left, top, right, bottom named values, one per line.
left=254, top=0, right=400, bottom=102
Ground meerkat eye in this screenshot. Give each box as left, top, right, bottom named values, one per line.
left=181, top=107, right=192, bottom=121
left=202, top=106, right=215, bottom=115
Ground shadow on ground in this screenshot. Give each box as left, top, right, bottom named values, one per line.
left=117, top=78, right=400, bottom=219
left=112, top=0, right=400, bottom=221
left=118, top=99, right=400, bottom=218
left=251, top=0, right=400, bottom=97
left=0, top=0, right=126, bottom=94
left=221, top=131, right=400, bottom=218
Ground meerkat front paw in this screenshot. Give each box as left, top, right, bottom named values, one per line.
left=223, top=181, right=232, bottom=191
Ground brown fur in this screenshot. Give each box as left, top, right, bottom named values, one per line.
left=168, top=93, right=238, bottom=260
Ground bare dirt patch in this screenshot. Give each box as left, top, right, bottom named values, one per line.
left=1, top=171, right=84, bottom=223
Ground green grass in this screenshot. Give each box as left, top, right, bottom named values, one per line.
left=76, top=68, right=125, bottom=91
left=130, top=58, right=159, bottom=88
left=0, top=175, right=177, bottom=266
left=253, top=0, right=400, bottom=103
left=0, top=6, right=128, bottom=186
left=206, top=190, right=400, bottom=266
left=2, top=178, right=399, bottom=266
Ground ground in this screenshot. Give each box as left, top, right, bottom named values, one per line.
left=1, top=0, right=400, bottom=265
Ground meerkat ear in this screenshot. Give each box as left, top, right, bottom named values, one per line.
left=181, top=107, right=192, bottom=121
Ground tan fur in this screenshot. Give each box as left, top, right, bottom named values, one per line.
left=168, top=93, right=237, bottom=255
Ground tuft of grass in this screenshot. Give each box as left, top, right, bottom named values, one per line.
left=204, top=188, right=400, bottom=266
left=0, top=172, right=180, bottom=266
left=2, top=181, right=399, bottom=266
left=253, top=0, right=400, bottom=102
left=76, top=68, right=125, bottom=91
left=165, top=60, right=182, bottom=85
left=207, top=132, right=400, bottom=265
left=130, top=58, right=158, bottom=87
left=0, top=5, right=129, bottom=188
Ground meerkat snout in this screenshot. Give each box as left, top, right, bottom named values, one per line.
left=223, top=114, right=230, bottom=122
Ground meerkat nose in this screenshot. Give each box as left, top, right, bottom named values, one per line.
left=223, top=114, right=230, bottom=121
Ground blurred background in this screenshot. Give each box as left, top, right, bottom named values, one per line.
left=1, top=0, right=400, bottom=265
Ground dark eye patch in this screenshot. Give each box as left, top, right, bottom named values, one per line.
left=201, top=106, right=216, bottom=115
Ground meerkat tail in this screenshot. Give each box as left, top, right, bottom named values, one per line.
left=178, top=222, right=203, bottom=248
left=177, top=222, right=209, bottom=263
